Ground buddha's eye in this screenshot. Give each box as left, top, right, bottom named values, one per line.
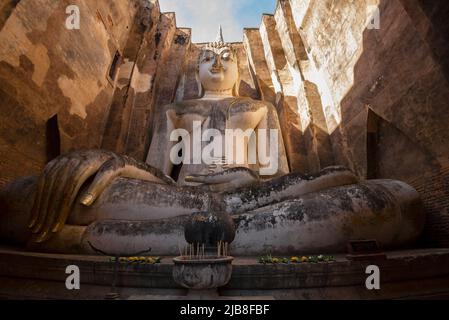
left=201, top=51, right=215, bottom=63
left=221, top=52, right=231, bottom=61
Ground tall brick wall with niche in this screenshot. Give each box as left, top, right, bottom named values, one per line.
left=0, top=0, right=154, bottom=186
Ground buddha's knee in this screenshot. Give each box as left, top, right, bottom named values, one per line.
left=81, top=217, right=188, bottom=255
left=231, top=180, right=424, bottom=255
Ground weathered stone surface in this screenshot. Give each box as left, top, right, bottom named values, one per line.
left=243, top=29, right=276, bottom=104
left=0, top=0, right=148, bottom=187
left=139, top=25, right=191, bottom=161
left=177, top=43, right=201, bottom=100
left=101, top=0, right=160, bottom=155
left=184, top=212, right=235, bottom=247
left=172, top=257, right=233, bottom=290
left=82, top=217, right=186, bottom=256
left=1, top=0, right=448, bottom=248
left=259, top=14, right=306, bottom=173
left=0, top=176, right=421, bottom=256
left=234, top=43, right=260, bottom=100
left=231, top=179, right=424, bottom=255
left=286, top=0, right=449, bottom=246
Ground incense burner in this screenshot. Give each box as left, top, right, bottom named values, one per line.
left=172, top=256, right=233, bottom=291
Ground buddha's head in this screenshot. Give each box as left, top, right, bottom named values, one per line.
left=197, top=26, right=239, bottom=97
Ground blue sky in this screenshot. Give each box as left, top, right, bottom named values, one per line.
left=159, top=0, right=277, bottom=43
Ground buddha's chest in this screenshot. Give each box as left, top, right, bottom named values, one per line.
left=171, top=102, right=267, bottom=133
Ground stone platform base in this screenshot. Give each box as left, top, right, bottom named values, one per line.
left=0, top=246, right=448, bottom=300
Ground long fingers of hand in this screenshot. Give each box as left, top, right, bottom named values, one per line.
left=31, top=157, right=70, bottom=234
left=28, top=157, right=61, bottom=229
left=33, top=156, right=111, bottom=242
left=79, top=155, right=125, bottom=206
left=50, top=157, right=109, bottom=234
left=31, top=158, right=80, bottom=242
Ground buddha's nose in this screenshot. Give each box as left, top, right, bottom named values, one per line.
left=212, top=56, right=223, bottom=68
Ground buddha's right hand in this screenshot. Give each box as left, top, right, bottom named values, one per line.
left=28, top=150, right=174, bottom=243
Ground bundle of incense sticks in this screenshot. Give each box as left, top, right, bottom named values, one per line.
left=177, top=242, right=232, bottom=260
left=217, top=241, right=229, bottom=257
left=178, top=243, right=207, bottom=260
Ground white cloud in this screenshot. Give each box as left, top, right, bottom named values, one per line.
left=159, top=0, right=244, bottom=43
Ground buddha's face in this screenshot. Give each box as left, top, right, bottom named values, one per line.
left=198, top=46, right=239, bottom=93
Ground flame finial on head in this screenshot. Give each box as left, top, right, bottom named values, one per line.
left=215, top=25, right=224, bottom=44
left=206, top=25, right=231, bottom=49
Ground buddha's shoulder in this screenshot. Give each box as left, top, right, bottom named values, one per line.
left=161, top=99, right=209, bottom=113
left=160, top=98, right=276, bottom=114
left=232, top=97, right=277, bottom=113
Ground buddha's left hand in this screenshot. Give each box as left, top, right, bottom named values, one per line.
left=185, top=167, right=259, bottom=192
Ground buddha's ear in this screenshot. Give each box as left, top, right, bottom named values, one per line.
left=195, top=67, right=204, bottom=98
left=232, top=49, right=240, bottom=97
left=232, top=74, right=240, bottom=97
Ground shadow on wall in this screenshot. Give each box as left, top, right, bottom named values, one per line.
left=0, top=0, right=19, bottom=32
left=332, top=0, right=449, bottom=246
left=0, top=0, right=145, bottom=188
left=45, top=114, right=60, bottom=162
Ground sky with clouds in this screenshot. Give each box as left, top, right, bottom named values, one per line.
left=159, top=0, right=277, bottom=43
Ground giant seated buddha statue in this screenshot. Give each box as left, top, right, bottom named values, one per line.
left=0, top=31, right=425, bottom=256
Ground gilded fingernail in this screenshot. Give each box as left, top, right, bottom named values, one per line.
left=32, top=223, right=43, bottom=234
left=80, top=193, right=94, bottom=206
left=28, top=218, right=37, bottom=228
left=52, top=223, right=61, bottom=233
left=36, top=231, right=48, bottom=243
